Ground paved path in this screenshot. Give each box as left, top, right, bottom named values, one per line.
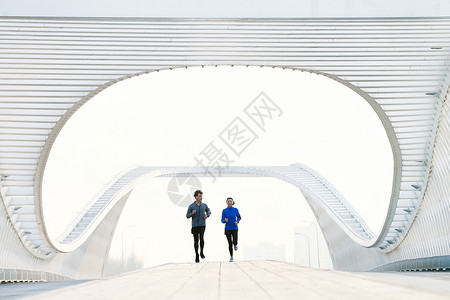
left=2, top=261, right=450, bottom=299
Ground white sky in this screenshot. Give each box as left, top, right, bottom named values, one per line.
left=2, top=0, right=450, bottom=17
left=43, top=66, right=393, bottom=269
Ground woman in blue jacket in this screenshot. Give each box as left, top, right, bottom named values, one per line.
left=221, top=197, right=241, bottom=262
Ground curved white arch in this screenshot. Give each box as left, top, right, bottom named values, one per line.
left=53, top=164, right=374, bottom=253
left=0, top=17, right=447, bottom=260
left=38, top=67, right=400, bottom=251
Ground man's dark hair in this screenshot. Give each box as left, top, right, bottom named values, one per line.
left=194, top=190, right=203, bottom=197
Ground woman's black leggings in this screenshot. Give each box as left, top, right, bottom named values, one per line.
left=225, top=230, right=238, bottom=256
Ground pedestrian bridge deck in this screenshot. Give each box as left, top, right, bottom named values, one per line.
left=4, top=261, right=450, bottom=299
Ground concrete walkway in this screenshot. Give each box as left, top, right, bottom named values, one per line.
left=2, top=261, right=450, bottom=299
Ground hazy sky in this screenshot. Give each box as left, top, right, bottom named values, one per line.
left=43, top=66, right=393, bottom=268
left=2, top=0, right=450, bottom=17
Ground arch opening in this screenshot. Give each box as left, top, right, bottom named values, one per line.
left=41, top=66, right=393, bottom=248
left=103, top=176, right=334, bottom=273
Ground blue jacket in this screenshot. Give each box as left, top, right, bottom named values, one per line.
left=221, top=207, right=241, bottom=230
left=186, top=202, right=211, bottom=227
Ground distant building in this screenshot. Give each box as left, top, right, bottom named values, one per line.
left=294, top=222, right=333, bottom=269
left=244, top=242, right=286, bottom=261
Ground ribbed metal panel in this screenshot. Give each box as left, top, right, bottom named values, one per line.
left=0, top=17, right=449, bottom=260
left=0, top=185, right=132, bottom=282
left=377, top=82, right=450, bottom=268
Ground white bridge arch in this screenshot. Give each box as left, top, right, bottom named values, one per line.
left=55, top=165, right=375, bottom=262
left=1, top=16, right=450, bottom=280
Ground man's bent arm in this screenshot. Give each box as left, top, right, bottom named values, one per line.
left=186, top=206, right=193, bottom=219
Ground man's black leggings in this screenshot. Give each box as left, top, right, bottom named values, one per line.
left=225, top=230, right=238, bottom=256
left=192, top=226, right=205, bottom=255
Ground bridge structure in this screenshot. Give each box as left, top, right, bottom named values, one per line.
left=1, top=16, right=450, bottom=281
